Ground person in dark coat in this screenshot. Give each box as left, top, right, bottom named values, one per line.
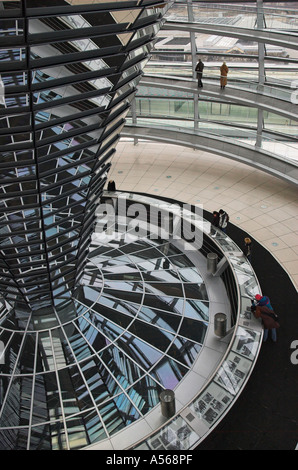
left=210, top=211, right=219, bottom=237
left=195, top=59, right=204, bottom=88
left=212, top=211, right=219, bottom=227
left=243, top=237, right=252, bottom=262
left=253, top=304, right=279, bottom=342
left=107, top=180, right=116, bottom=191
left=218, top=209, right=229, bottom=233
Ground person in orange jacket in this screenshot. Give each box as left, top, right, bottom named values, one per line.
left=220, top=62, right=229, bottom=89
left=252, top=304, right=280, bottom=342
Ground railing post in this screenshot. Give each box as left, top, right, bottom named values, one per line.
left=214, top=313, right=227, bottom=338
left=160, top=389, right=176, bottom=418
left=207, top=253, right=218, bottom=274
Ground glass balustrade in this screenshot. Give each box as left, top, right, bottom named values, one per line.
left=166, top=1, right=298, bottom=32
left=127, top=115, right=298, bottom=165
left=128, top=0, right=298, bottom=179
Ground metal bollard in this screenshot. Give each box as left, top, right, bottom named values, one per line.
left=0, top=341, right=4, bottom=365
left=160, top=389, right=176, bottom=419
left=207, top=252, right=218, bottom=274
left=214, top=313, right=227, bottom=337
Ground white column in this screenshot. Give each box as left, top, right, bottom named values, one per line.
left=187, top=0, right=199, bottom=131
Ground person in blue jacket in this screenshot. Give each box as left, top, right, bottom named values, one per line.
left=255, top=294, right=273, bottom=310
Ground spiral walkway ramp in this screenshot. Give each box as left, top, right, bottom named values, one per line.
left=0, top=0, right=297, bottom=453
left=0, top=191, right=264, bottom=450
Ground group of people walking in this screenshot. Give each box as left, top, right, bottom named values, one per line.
left=195, top=59, right=229, bottom=89
left=251, top=294, right=280, bottom=343
left=211, top=209, right=229, bottom=235
left=211, top=210, right=253, bottom=263
left=210, top=209, right=279, bottom=343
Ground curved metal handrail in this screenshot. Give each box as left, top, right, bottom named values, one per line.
left=139, top=74, right=298, bottom=120
left=122, top=124, right=298, bottom=185
left=164, top=21, right=298, bottom=50
left=102, top=192, right=263, bottom=451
